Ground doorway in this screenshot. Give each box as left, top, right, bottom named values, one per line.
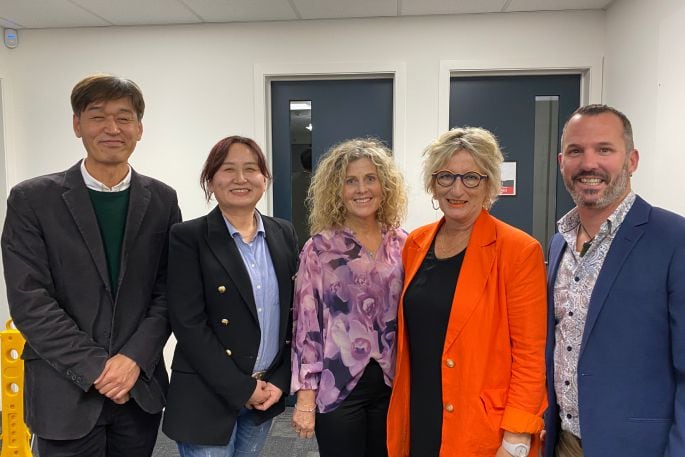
left=450, top=74, right=581, bottom=253
left=271, top=78, right=393, bottom=245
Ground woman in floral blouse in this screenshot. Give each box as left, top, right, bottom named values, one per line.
left=290, top=138, right=408, bottom=457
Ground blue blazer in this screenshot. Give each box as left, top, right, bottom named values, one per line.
left=544, top=196, right=685, bottom=457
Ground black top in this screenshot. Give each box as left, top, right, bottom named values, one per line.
left=403, top=241, right=465, bottom=457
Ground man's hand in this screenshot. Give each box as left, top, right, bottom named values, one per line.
left=93, top=354, right=140, bottom=403
left=245, top=380, right=270, bottom=409
left=112, top=393, right=130, bottom=405
left=252, top=382, right=283, bottom=411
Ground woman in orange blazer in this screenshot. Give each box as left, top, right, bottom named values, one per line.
left=387, top=127, right=547, bottom=457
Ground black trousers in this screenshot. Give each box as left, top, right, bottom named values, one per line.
left=36, top=399, right=161, bottom=457
left=315, top=360, right=391, bottom=457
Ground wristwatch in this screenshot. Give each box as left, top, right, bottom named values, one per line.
left=502, top=439, right=530, bottom=457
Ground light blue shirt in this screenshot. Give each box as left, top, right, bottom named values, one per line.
left=223, top=212, right=280, bottom=373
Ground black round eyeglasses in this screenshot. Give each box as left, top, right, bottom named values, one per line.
left=432, top=170, right=488, bottom=188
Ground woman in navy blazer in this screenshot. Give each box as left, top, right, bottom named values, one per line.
left=162, top=136, right=298, bottom=457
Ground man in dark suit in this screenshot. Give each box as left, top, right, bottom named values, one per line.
left=544, top=104, right=685, bottom=456
left=1, top=74, right=181, bottom=457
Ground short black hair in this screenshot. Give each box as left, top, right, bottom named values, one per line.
left=71, top=74, right=145, bottom=120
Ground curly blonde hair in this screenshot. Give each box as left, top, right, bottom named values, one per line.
left=308, top=138, right=407, bottom=234
left=422, top=127, right=503, bottom=209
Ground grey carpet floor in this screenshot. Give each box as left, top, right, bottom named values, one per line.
left=2, top=407, right=319, bottom=457
left=153, top=407, right=319, bottom=457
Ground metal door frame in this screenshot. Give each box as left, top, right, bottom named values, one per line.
left=253, top=62, right=406, bottom=215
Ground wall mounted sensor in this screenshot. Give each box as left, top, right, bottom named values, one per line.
left=4, top=29, right=18, bottom=49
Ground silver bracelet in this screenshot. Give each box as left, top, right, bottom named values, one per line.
left=294, top=403, right=316, bottom=412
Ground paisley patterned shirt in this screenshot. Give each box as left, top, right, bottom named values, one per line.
left=553, top=191, right=636, bottom=437
left=290, top=227, right=406, bottom=413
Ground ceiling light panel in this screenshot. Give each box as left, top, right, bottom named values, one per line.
left=401, top=0, right=507, bottom=16
left=0, top=0, right=110, bottom=28
left=69, top=0, right=202, bottom=26
left=506, top=0, right=615, bottom=12
left=180, top=0, right=298, bottom=22
left=292, top=0, right=398, bottom=20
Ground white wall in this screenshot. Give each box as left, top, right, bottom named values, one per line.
left=2, top=11, right=606, bottom=222
left=0, top=10, right=606, bottom=367
left=1, top=44, right=13, bottom=332
left=605, top=0, right=685, bottom=215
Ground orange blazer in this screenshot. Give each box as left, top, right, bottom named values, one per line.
left=387, top=210, right=547, bottom=457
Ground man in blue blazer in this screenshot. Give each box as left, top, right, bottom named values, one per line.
left=544, top=104, right=685, bottom=457
left=1, top=74, right=181, bottom=457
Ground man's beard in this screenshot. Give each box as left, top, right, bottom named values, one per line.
left=565, top=160, right=630, bottom=209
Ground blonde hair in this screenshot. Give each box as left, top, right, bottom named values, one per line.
left=308, top=138, right=408, bottom=234
left=422, top=127, right=503, bottom=209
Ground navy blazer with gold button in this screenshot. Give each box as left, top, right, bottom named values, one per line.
left=162, top=206, right=298, bottom=446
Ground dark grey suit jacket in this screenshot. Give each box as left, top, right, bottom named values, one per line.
left=1, top=161, right=181, bottom=440
left=162, top=207, right=298, bottom=445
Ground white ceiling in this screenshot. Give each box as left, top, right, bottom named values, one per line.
left=0, top=0, right=615, bottom=30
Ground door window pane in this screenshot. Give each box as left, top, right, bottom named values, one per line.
left=533, top=95, right=560, bottom=256
left=290, top=100, right=312, bottom=248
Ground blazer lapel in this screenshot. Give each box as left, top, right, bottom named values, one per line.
left=262, top=216, right=292, bottom=342
left=61, top=161, right=111, bottom=294
left=118, top=170, right=151, bottom=291
left=546, top=234, right=567, bottom=369
left=580, top=198, right=650, bottom=355
left=206, top=207, right=259, bottom=323
left=444, top=210, right=497, bottom=350
left=402, top=223, right=437, bottom=294
left=547, top=234, right=567, bottom=308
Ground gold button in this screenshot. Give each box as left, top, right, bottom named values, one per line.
left=221, top=319, right=229, bottom=325
left=445, top=403, right=454, bottom=412
left=218, top=285, right=226, bottom=293
left=445, top=358, right=455, bottom=368
left=225, top=349, right=232, bottom=356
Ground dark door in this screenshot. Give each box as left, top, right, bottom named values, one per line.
left=271, top=78, right=393, bottom=245
left=450, top=74, right=580, bottom=252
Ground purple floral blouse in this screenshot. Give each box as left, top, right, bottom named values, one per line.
left=290, top=227, right=407, bottom=413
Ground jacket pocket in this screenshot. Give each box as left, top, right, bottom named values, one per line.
left=627, top=417, right=672, bottom=423
left=480, top=387, right=508, bottom=431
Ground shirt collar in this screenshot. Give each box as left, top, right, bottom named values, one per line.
left=223, top=211, right=265, bottom=238
left=80, top=160, right=132, bottom=192
left=558, top=190, right=636, bottom=236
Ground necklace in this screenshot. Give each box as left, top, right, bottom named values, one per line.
left=578, top=224, right=594, bottom=257
left=348, top=224, right=382, bottom=259
left=435, top=226, right=471, bottom=259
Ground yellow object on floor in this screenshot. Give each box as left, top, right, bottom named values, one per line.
left=1, top=320, right=32, bottom=457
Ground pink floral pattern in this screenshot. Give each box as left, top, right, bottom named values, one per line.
left=290, top=227, right=406, bottom=413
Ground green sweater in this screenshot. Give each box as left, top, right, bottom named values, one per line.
left=88, top=188, right=130, bottom=295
